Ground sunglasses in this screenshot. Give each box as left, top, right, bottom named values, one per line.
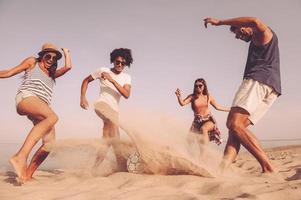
left=43, top=54, right=58, bottom=61
left=195, top=84, right=204, bottom=88
left=115, top=60, right=126, bottom=66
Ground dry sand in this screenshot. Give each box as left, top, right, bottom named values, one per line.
left=1, top=109, right=300, bottom=199
left=0, top=143, right=300, bottom=200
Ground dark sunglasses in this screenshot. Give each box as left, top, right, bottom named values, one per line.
left=195, top=84, right=204, bottom=88
left=115, top=60, right=126, bottom=66
left=43, top=54, right=58, bottom=61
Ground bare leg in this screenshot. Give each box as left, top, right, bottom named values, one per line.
left=26, top=126, right=55, bottom=180
left=110, top=126, right=127, bottom=169
left=219, top=131, right=241, bottom=173
left=94, top=120, right=121, bottom=165
left=26, top=146, right=49, bottom=180
left=112, top=141, right=128, bottom=171
left=199, top=121, right=215, bottom=145
left=224, top=132, right=241, bottom=161
left=224, top=107, right=274, bottom=173
left=93, top=102, right=123, bottom=168
left=197, top=121, right=215, bottom=163
left=94, top=121, right=112, bottom=166
left=10, top=97, right=58, bottom=181
left=222, top=113, right=251, bottom=165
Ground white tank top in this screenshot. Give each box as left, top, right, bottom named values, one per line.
left=17, top=62, right=54, bottom=104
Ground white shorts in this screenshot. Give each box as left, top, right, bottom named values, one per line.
left=94, top=101, right=119, bottom=125
left=15, top=90, right=37, bottom=107
left=16, top=91, right=55, bottom=151
left=232, top=79, right=278, bottom=125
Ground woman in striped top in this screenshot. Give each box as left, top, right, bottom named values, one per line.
left=0, top=43, right=72, bottom=182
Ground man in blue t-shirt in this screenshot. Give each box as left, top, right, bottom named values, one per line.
left=204, top=17, right=281, bottom=173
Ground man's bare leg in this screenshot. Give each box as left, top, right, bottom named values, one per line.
left=224, top=132, right=241, bottom=162
left=219, top=131, right=241, bottom=173
left=225, top=107, right=274, bottom=173
left=222, top=115, right=251, bottom=165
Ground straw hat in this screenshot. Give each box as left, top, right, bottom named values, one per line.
left=38, top=43, right=62, bottom=60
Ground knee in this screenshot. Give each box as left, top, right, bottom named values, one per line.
left=42, top=140, right=55, bottom=152
left=226, top=118, right=232, bottom=130
left=103, top=121, right=110, bottom=131
left=45, top=113, right=59, bottom=127
left=227, top=119, right=244, bottom=136
left=200, top=126, right=208, bottom=135
left=226, top=115, right=236, bottom=130
left=227, top=121, right=246, bottom=138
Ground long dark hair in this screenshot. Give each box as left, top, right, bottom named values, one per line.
left=192, top=78, right=210, bottom=102
left=37, top=56, right=57, bottom=81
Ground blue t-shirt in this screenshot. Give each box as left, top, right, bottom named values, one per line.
left=244, top=30, right=281, bottom=95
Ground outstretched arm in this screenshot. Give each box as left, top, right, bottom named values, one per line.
left=210, top=95, right=230, bottom=112
left=55, top=48, right=72, bottom=78
left=101, top=72, right=131, bottom=99
left=0, top=57, right=35, bottom=78
left=80, top=75, right=94, bottom=109
left=203, top=17, right=272, bottom=44
left=175, top=88, right=192, bottom=106
left=203, top=17, right=268, bottom=33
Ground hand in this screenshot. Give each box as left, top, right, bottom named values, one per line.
left=203, top=17, right=220, bottom=28
left=101, top=72, right=114, bottom=82
left=80, top=98, right=89, bottom=110
left=61, top=48, right=70, bottom=55
left=175, top=88, right=181, bottom=97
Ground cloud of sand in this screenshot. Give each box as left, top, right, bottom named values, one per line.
left=110, top=107, right=224, bottom=176
left=45, top=107, right=227, bottom=178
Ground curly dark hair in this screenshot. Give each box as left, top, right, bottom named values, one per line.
left=230, top=25, right=238, bottom=33
left=110, top=48, right=133, bottom=67
left=37, top=56, right=57, bottom=81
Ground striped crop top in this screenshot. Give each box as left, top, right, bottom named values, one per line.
left=17, top=62, right=54, bottom=104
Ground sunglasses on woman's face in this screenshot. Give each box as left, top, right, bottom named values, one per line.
left=114, top=60, right=126, bottom=66
left=195, top=84, right=204, bottom=88
left=43, top=54, right=58, bottom=61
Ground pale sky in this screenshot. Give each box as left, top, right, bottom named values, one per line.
left=0, top=0, right=300, bottom=143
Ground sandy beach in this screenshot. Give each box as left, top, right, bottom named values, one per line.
left=0, top=142, right=300, bottom=200
left=1, top=1, right=300, bottom=200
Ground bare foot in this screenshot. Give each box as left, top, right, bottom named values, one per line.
left=262, top=165, right=275, bottom=173
left=24, top=176, right=37, bottom=182
left=260, top=171, right=285, bottom=183
left=9, top=155, right=27, bottom=180
left=217, top=159, right=231, bottom=175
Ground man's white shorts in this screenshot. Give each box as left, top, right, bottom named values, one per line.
left=232, top=79, right=278, bottom=125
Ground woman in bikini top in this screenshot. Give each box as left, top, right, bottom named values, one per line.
left=175, top=78, right=230, bottom=145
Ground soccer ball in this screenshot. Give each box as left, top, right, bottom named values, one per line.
left=127, top=151, right=142, bottom=173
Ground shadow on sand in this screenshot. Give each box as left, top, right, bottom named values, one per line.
left=286, top=167, right=301, bottom=181
left=4, top=171, right=22, bottom=186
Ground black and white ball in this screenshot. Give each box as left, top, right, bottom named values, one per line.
left=127, top=151, right=142, bottom=173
